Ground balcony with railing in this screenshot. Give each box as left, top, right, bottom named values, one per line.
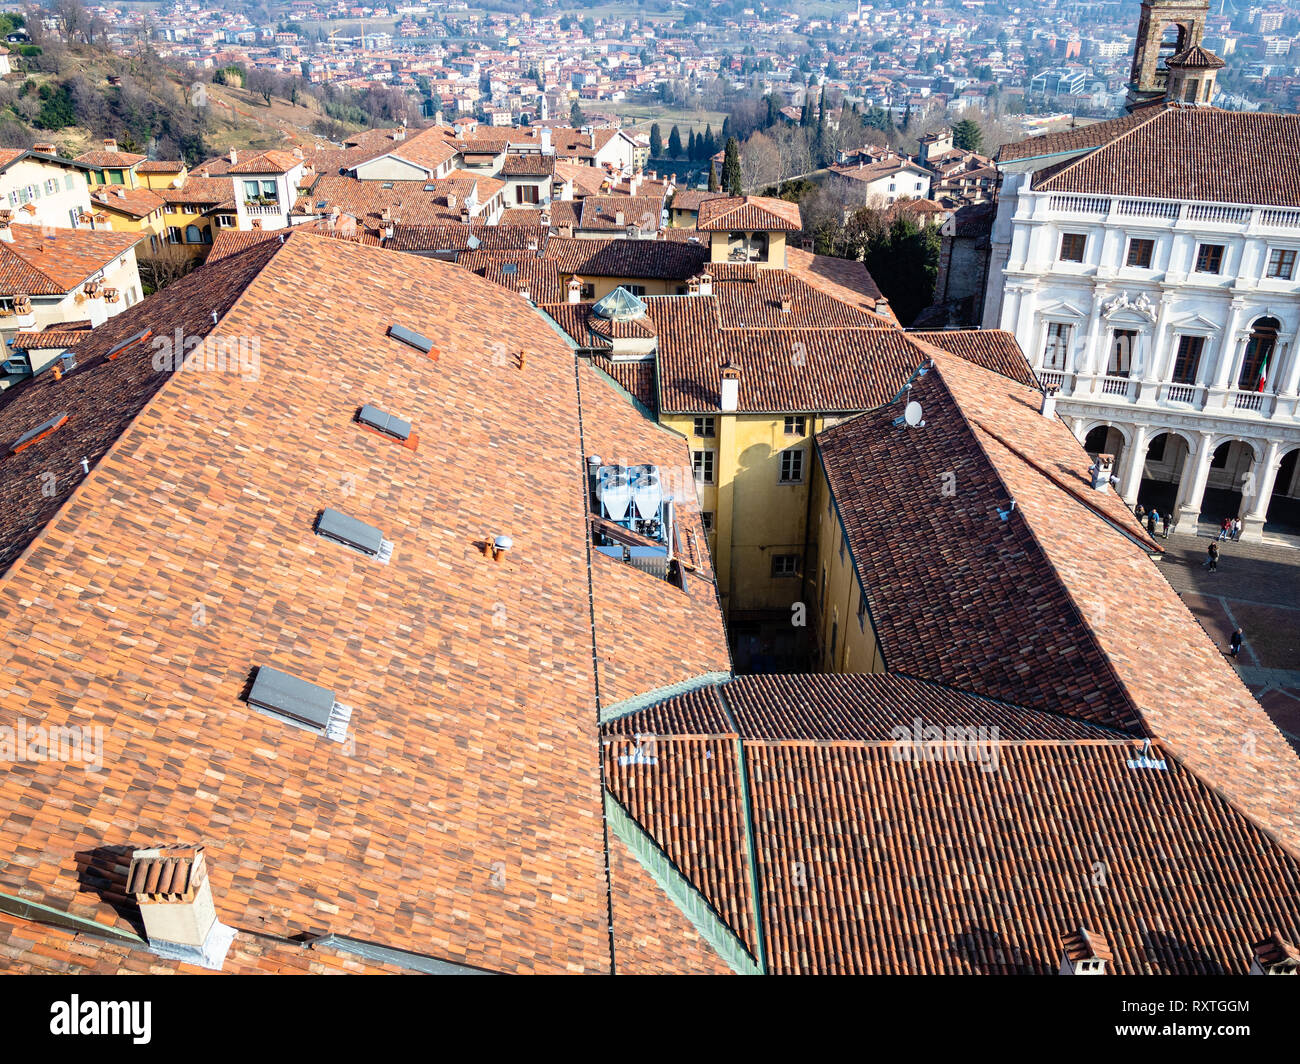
left=1031, top=192, right=1300, bottom=233
left=244, top=201, right=283, bottom=217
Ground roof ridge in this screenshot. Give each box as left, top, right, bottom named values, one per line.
left=916, top=362, right=1147, bottom=734
left=1036, top=104, right=1172, bottom=192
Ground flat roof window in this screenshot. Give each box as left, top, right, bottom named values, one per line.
left=10, top=412, right=68, bottom=454
left=387, top=323, right=433, bottom=354
left=316, top=507, right=387, bottom=558
left=357, top=403, right=412, bottom=442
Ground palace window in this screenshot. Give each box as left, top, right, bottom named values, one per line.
left=1267, top=248, right=1296, bottom=280
left=1042, top=322, right=1072, bottom=370
left=1125, top=238, right=1154, bottom=269
left=1194, top=243, right=1224, bottom=274
left=1058, top=233, right=1086, bottom=263
left=1170, top=335, right=1204, bottom=385
left=1238, top=317, right=1279, bottom=392
left=1107, top=329, right=1136, bottom=377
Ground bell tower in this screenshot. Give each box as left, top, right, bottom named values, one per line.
left=1127, top=0, right=1210, bottom=110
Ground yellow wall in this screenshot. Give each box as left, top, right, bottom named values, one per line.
left=663, top=410, right=830, bottom=619
left=707, top=230, right=787, bottom=269
left=566, top=274, right=688, bottom=301
left=140, top=169, right=186, bottom=192
left=807, top=456, right=883, bottom=674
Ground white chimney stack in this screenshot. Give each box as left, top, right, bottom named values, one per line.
left=1040, top=387, right=1058, bottom=419
left=720, top=359, right=741, bottom=413
left=128, top=845, right=233, bottom=969
left=1088, top=454, right=1115, bottom=492
left=699, top=271, right=713, bottom=296
left=568, top=276, right=583, bottom=303
left=228, top=147, right=237, bottom=166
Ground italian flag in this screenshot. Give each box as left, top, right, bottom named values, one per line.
left=1257, top=350, right=1270, bottom=392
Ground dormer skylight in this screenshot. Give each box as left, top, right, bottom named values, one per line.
left=246, top=665, right=352, bottom=742
left=357, top=404, right=412, bottom=442
left=9, top=412, right=68, bottom=455
left=315, top=507, right=392, bottom=562
left=106, top=329, right=153, bottom=361
left=387, top=323, right=433, bottom=354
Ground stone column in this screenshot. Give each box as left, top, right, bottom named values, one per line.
left=1239, top=440, right=1283, bottom=542
left=1176, top=431, right=1216, bottom=529
left=1208, top=298, right=1247, bottom=407
left=1118, top=422, right=1150, bottom=505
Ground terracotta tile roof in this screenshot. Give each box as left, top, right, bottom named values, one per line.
left=909, top=329, right=1038, bottom=387
left=498, top=207, right=546, bottom=226
left=74, top=150, right=146, bottom=169
left=607, top=832, right=734, bottom=975
left=545, top=199, right=582, bottom=229
left=0, top=233, right=730, bottom=973
left=89, top=185, right=166, bottom=219
left=9, top=324, right=93, bottom=350
left=298, top=175, right=468, bottom=231
left=588, top=353, right=657, bottom=413
left=996, top=105, right=1171, bottom=163
left=160, top=175, right=235, bottom=208
left=501, top=153, right=555, bottom=177
left=554, top=161, right=609, bottom=197
left=1032, top=108, right=1300, bottom=208
left=695, top=195, right=803, bottom=232
left=578, top=195, right=664, bottom=232
left=227, top=149, right=301, bottom=174
left=136, top=160, right=185, bottom=174
left=206, top=224, right=380, bottom=263
left=386, top=222, right=544, bottom=253
left=461, top=253, right=564, bottom=304
left=542, top=235, right=708, bottom=279
left=601, top=674, right=1300, bottom=973
left=0, top=241, right=282, bottom=576
left=604, top=733, right=758, bottom=956
left=385, top=125, right=460, bottom=173
left=0, top=227, right=143, bottom=297
left=1168, top=44, right=1225, bottom=69
left=709, top=264, right=893, bottom=329
left=669, top=189, right=727, bottom=213
left=785, top=246, right=888, bottom=315
left=817, top=351, right=1300, bottom=856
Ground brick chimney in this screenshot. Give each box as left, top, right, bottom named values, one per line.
left=1250, top=932, right=1300, bottom=975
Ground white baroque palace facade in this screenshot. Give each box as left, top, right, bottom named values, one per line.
left=984, top=119, right=1300, bottom=542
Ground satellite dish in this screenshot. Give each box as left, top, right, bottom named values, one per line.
left=904, top=401, right=924, bottom=427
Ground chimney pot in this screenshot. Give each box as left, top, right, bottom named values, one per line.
left=1089, top=453, right=1115, bottom=492
left=491, top=535, right=513, bottom=561
left=103, top=138, right=117, bottom=152
left=1040, top=387, right=1058, bottom=419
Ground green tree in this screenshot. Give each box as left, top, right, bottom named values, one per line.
left=952, top=118, right=983, bottom=153
left=702, top=123, right=714, bottom=157
left=722, top=136, right=742, bottom=195
left=687, top=128, right=697, bottom=160
left=649, top=122, right=662, bottom=158
left=570, top=98, right=584, bottom=126
left=861, top=214, right=941, bottom=326
left=667, top=123, right=682, bottom=158
left=708, top=162, right=719, bottom=192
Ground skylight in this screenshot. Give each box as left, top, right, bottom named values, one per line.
left=246, top=665, right=352, bottom=742
left=247, top=665, right=335, bottom=729
left=316, top=507, right=385, bottom=557
left=10, top=412, right=68, bottom=454
left=357, top=404, right=412, bottom=442
left=387, top=323, right=433, bottom=354
left=105, top=329, right=152, bottom=361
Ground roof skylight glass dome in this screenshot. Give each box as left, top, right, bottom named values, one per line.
left=592, top=285, right=648, bottom=322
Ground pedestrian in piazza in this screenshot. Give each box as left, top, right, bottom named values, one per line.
left=1161, top=512, right=1171, bottom=538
